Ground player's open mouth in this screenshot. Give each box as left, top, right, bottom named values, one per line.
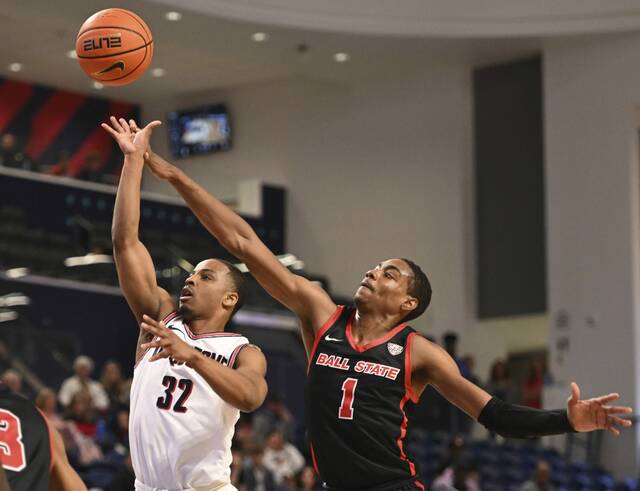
left=360, top=281, right=374, bottom=292
left=180, top=287, right=193, bottom=300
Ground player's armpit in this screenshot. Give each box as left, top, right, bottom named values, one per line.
left=49, top=425, right=88, bottom=491
left=410, top=335, right=491, bottom=419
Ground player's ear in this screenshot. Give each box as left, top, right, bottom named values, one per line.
left=400, top=296, right=417, bottom=314
left=223, top=291, right=239, bottom=309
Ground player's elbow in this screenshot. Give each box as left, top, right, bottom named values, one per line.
left=238, top=381, right=267, bottom=412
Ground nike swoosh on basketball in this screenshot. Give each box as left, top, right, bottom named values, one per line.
left=94, top=61, right=125, bottom=75
left=324, top=335, right=343, bottom=342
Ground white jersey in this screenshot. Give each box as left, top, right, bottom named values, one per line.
left=130, top=312, right=250, bottom=490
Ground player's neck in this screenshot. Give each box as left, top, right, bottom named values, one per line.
left=352, top=309, right=404, bottom=342
left=185, top=311, right=229, bottom=334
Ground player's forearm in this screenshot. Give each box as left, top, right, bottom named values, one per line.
left=478, top=397, right=574, bottom=438
left=112, top=152, right=145, bottom=248
left=155, top=154, right=256, bottom=258
left=188, top=352, right=266, bottom=412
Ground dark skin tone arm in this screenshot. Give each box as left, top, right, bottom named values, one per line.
left=48, top=424, right=88, bottom=491
left=137, top=142, right=336, bottom=356
left=102, top=117, right=174, bottom=359
left=410, top=335, right=633, bottom=435
left=0, top=466, right=9, bottom=491
left=139, top=315, right=268, bottom=411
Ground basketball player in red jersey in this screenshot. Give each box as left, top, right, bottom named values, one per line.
left=102, top=117, right=267, bottom=491
left=131, top=121, right=632, bottom=491
left=0, top=383, right=88, bottom=491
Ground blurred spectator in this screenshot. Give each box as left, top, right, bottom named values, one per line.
left=486, top=359, right=516, bottom=403
left=240, top=445, right=277, bottom=491
left=1, top=369, right=22, bottom=395
left=442, top=332, right=469, bottom=378
left=35, top=387, right=64, bottom=430
left=298, top=466, right=322, bottom=491
left=442, top=333, right=472, bottom=435
left=61, top=392, right=103, bottom=466
left=64, top=390, right=97, bottom=437
left=0, top=133, right=36, bottom=171
left=98, top=405, right=130, bottom=458
left=522, top=359, right=545, bottom=409
left=48, top=150, right=72, bottom=177
left=58, top=355, right=109, bottom=411
left=519, top=460, right=554, bottom=491
left=107, top=453, right=135, bottom=491
left=432, top=457, right=481, bottom=491
left=100, top=360, right=130, bottom=407
left=462, top=355, right=481, bottom=387
left=263, top=430, right=305, bottom=485
left=230, top=447, right=244, bottom=489
left=433, top=436, right=466, bottom=478
left=253, top=393, right=295, bottom=443
left=76, top=150, right=104, bottom=183
left=234, top=413, right=257, bottom=451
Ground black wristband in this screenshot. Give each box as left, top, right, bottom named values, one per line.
left=478, top=397, right=576, bottom=439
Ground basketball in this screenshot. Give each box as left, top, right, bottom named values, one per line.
left=75, top=8, right=153, bottom=87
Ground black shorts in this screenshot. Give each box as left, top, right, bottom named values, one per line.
left=323, top=477, right=426, bottom=491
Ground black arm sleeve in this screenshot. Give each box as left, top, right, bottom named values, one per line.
left=478, top=397, right=576, bottom=439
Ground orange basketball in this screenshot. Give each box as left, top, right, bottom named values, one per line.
left=76, top=8, right=153, bottom=87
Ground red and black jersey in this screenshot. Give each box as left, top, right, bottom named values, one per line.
left=305, top=306, right=425, bottom=491
left=0, top=385, right=52, bottom=491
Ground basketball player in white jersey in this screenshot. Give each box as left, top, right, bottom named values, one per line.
left=102, top=117, right=268, bottom=491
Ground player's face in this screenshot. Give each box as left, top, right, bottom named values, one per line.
left=354, top=258, right=416, bottom=316
left=179, top=259, right=236, bottom=319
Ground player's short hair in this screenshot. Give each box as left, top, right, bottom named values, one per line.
left=400, top=258, right=432, bottom=323
left=217, top=259, right=246, bottom=318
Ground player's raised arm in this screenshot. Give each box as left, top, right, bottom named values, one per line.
left=103, top=117, right=174, bottom=324
left=140, top=145, right=337, bottom=349
left=410, top=335, right=633, bottom=438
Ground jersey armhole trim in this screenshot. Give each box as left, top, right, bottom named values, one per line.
left=229, top=342, right=256, bottom=368
left=404, top=332, right=419, bottom=403
left=36, top=408, right=54, bottom=472
left=307, top=305, right=344, bottom=373
left=161, top=311, right=178, bottom=324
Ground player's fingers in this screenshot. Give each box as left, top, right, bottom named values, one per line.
left=594, top=393, right=619, bottom=404
left=142, top=314, right=164, bottom=328
left=149, top=350, right=170, bottom=362
left=603, top=405, right=633, bottom=414
left=100, top=123, right=118, bottom=137
left=119, top=118, right=131, bottom=133
left=129, top=119, right=140, bottom=132
left=141, top=322, right=166, bottom=337
left=606, top=425, right=620, bottom=436
left=110, top=115, right=123, bottom=132
left=143, top=120, right=162, bottom=131
left=609, top=416, right=633, bottom=427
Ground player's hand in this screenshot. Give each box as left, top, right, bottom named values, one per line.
left=566, top=382, right=633, bottom=435
left=139, top=314, right=197, bottom=364
left=101, top=116, right=160, bottom=156
left=128, top=119, right=153, bottom=158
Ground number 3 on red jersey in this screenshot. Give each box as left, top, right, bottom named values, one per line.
left=0, top=409, right=27, bottom=471
left=338, top=378, right=358, bottom=420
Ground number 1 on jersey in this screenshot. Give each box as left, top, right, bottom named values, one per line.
left=338, top=378, right=358, bottom=420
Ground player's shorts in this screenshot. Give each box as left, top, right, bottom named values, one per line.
left=323, top=477, right=426, bottom=491
left=135, top=479, right=238, bottom=491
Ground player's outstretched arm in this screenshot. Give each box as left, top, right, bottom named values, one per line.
left=49, top=425, right=88, bottom=491
left=141, top=147, right=336, bottom=348
left=140, top=315, right=268, bottom=412
left=0, top=465, right=9, bottom=491
left=410, top=335, right=633, bottom=438
left=103, top=117, right=174, bottom=324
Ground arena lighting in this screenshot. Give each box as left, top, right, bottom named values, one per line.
left=234, top=253, right=304, bottom=273
left=8, top=63, right=23, bottom=72
left=66, top=50, right=77, bottom=59
left=0, top=311, right=18, bottom=323
left=251, top=32, right=268, bottom=42
left=93, top=81, right=104, bottom=90
left=165, top=11, right=182, bottom=21
left=4, top=268, right=29, bottom=279
left=151, top=68, right=166, bottom=77
left=0, top=293, right=31, bottom=307
left=333, top=52, right=350, bottom=63
left=64, top=253, right=113, bottom=267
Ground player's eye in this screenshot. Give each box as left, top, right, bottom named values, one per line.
left=384, top=271, right=395, bottom=279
